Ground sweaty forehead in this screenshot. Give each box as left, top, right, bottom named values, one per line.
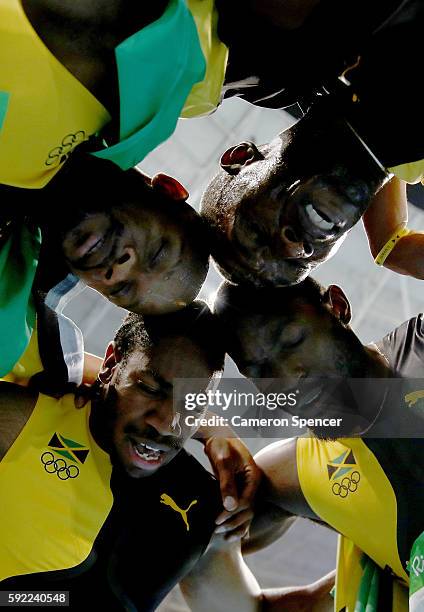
left=146, top=336, right=212, bottom=380
left=208, top=138, right=283, bottom=212
left=121, top=349, right=151, bottom=376
left=236, top=290, right=311, bottom=318
left=232, top=311, right=285, bottom=355
left=232, top=294, right=321, bottom=339
left=232, top=141, right=284, bottom=196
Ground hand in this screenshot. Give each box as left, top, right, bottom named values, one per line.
left=203, top=436, right=262, bottom=540
left=262, top=570, right=336, bottom=612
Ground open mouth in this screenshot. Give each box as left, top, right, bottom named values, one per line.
left=133, top=441, right=164, bottom=461
left=127, top=438, right=169, bottom=470
left=304, top=204, right=337, bottom=232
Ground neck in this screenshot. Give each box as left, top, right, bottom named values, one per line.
left=364, top=344, right=393, bottom=378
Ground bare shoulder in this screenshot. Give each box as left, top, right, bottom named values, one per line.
left=0, top=382, right=37, bottom=461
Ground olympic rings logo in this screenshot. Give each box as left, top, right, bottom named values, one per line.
left=45, top=131, right=86, bottom=167
left=331, top=471, right=360, bottom=498
left=41, top=452, right=80, bottom=480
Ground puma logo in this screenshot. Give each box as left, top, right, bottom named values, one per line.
left=405, top=390, right=424, bottom=407
left=160, top=493, right=198, bottom=531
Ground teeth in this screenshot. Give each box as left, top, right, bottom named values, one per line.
left=134, top=446, right=159, bottom=461
left=144, top=443, right=159, bottom=452
left=133, top=441, right=163, bottom=462
left=305, top=204, right=335, bottom=231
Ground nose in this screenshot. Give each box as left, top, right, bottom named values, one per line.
left=144, top=401, right=175, bottom=437
left=96, top=247, right=137, bottom=285
left=280, top=226, right=313, bottom=259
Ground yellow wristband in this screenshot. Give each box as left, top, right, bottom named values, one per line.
left=374, top=224, right=411, bottom=266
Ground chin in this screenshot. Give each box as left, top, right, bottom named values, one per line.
left=125, top=465, right=159, bottom=478
left=259, top=263, right=312, bottom=287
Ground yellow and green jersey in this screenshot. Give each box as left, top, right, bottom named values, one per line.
left=0, top=392, right=221, bottom=609
left=297, top=314, right=424, bottom=611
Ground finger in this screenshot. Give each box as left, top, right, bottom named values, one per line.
left=215, top=458, right=239, bottom=513
left=215, top=508, right=234, bottom=526
left=214, top=509, right=253, bottom=535
left=204, top=442, right=240, bottom=511
left=238, top=464, right=262, bottom=508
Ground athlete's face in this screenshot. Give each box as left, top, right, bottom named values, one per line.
left=226, top=300, right=360, bottom=379
left=99, top=339, right=213, bottom=478
left=60, top=178, right=209, bottom=315
left=201, top=108, right=385, bottom=287
left=216, top=283, right=370, bottom=436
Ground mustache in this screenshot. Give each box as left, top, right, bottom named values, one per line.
left=124, top=423, right=183, bottom=451
left=95, top=387, right=184, bottom=452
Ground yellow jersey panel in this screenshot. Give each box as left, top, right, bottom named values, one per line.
left=0, top=0, right=110, bottom=188
left=2, top=323, right=42, bottom=384
left=297, top=437, right=407, bottom=583
left=0, top=394, right=113, bottom=580
left=182, top=0, right=228, bottom=118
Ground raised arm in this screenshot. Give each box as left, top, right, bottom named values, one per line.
left=180, top=538, right=262, bottom=612
left=243, top=438, right=322, bottom=554
left=180, top=536, right=335, bottom=612
left=363, top=177, right=424, bottom=279
left=180, top=438, right=335, bottom=612
left=194, top=418, right=261, bottom=538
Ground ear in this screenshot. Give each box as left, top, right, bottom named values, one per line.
left=220, top=142, right=264, bottom=175
left=151, top=173, right=189, bottom=201
left=98, top=341, right=122, bottom=384
left=323, top=285, right=351, bottom=324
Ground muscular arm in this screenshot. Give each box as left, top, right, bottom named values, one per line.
left=180, top=538, right=262, bottom=612
left=253, top=439, right=319, bottom=517
left=180, top=439, right=334, bottom=612
left=244, top=439, right=325, bottom=553
left=363, top=177, right=424, bottom=279
left=180, top=536, right=335, bottom=612
left=0, top=382, right=36, bottom=460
